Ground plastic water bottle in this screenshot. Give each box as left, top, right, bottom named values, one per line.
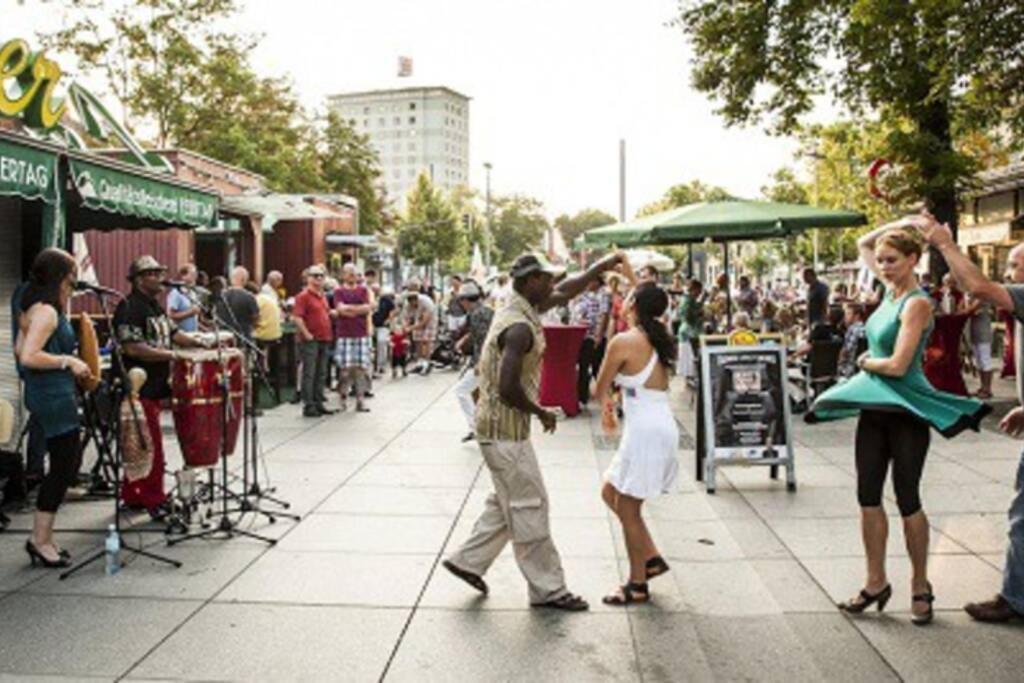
left=104, top=524, right=121, bottom=576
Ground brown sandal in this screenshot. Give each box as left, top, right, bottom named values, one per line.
left=646, top=556, right=670, bottom=580
left=532, top=592, right=590, bottom=611
left=602, top=582, right=650, bottom=606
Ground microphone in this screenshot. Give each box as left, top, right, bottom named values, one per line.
left=74, top=281, right=123, bottom=297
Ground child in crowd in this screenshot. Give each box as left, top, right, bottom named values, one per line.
left=838, top=303, right=867, bottom=377
left=390, top=326, right=409, bottom=378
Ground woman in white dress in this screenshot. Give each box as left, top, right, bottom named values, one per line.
left=593, top=283, right=679, bottom=605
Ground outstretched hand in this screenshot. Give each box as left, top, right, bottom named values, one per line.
left=1000, top=407, right=1024, bottom=437
left=908, top=210, right=955, bottom=249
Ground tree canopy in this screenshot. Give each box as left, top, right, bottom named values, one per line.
left=677, top=0, right=1024, bottom=246
left=398, top=173, right=465, bottom=267
left=40, top=0, right=389, bottom=230
left=637, top=179, right=732, bottom=216
left=553, top=208, right=617, bottom=247
left=490, top=194, right=550, bottom=267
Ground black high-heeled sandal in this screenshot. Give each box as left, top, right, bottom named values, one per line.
left=646, top=556, right=670, bottom=580
left=602, top=582, right=650, bottom=606
left=838, top=584, right=892, bottom=614
left=911, top=582, right=935, bottom=626
left=25, top=540, right=71, bottom=569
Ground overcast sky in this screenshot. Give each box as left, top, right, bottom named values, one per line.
left=10, top=0, right=805, bottom=219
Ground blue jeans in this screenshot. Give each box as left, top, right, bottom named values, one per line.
left=1002, top=449, right=1024, bottom=614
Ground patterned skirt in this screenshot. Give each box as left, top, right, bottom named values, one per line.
left=334, top=337, right=372, bottom=370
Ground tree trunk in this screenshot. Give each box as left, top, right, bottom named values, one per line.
left=916, top=99, right=958, bottom=282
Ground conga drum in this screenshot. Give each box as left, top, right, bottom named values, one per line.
left=171, top=348, right=244, bottom=468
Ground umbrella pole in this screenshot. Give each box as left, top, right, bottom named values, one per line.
left=687, top=244, right=694, bottom=279
left=723, top=242, right=732, bottom=330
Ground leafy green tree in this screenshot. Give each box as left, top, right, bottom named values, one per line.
left=319, top=112, right=387, bottom=234
left=676, top=0, right=1024, bottom=269
left=490, top=194, right=550, bottom=267
left=398, top=173, right=465, bottom=267
left=554, top=208, right=617, bottom=248
left=638, top=179, right=732, bottom=216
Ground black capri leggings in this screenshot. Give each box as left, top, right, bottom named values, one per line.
left=854, top=409, right=930, bottom=517
left=36, top=430, right=83, bottom=514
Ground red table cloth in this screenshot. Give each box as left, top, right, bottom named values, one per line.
left=539, top=324, right=588, bottom=417
left=923, top=313, right=969, bottom=396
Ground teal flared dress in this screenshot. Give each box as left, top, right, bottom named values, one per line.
left=807, top=288, right=990, bottom=438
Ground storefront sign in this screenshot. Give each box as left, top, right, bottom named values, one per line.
left=0, top=38, right=66, bottom=131
left=70, top=157, right=218, bottom=228
left=0, top=136, right=57, bottom=203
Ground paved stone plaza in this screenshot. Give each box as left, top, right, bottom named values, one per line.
left=1, top=371, right=1022, bottom=682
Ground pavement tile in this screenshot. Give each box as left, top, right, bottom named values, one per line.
left=853, top=611, right=1024, bottom=682
left=0, top=593, right=198, bottom=678
left=670, top=560, right=782, bottom=616
left=646, top=519, right=746, bottom=562
left=131, top=603, right=406, bottom=682
left=217, top=550, right=434, bottom=607
left=24, top=544, right=262, bottom=600
left=771, top=516, right=971, bottom=559
left=346, top=463, right=481, bottom=489
left=278, top=513, right=455, bottom=554
left=930, top=513, right=1011, bottom=555
left=749, top=559, right=838, bottom=613
left=319, top=485, right=471, bottom=516
left=784, top=613, right=899, bottom=682
left=919, top=483, right=1014, bottom=514
left=724, top=463, right=854, bottom=489
left=628, top=612, right=716, bottom=682
left=384, top=609, right=639, bottom=682
left=688, top=614, right=826, bottom=681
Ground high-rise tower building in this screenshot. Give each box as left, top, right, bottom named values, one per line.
left=327, top=86, right=470, bottom=208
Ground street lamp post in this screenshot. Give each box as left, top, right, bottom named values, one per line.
left=484, top=162, right=493, bottom=269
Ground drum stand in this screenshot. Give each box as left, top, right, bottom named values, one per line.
left=61, top=289, right=182, bottom=580
left=167, top=292, right=275, bottom=547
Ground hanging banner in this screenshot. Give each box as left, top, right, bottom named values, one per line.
left=69, top=156, right=218, bottom=228
left=0, top=136, right=58, bottom=203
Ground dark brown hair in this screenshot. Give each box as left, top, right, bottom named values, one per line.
left=21, top=247, right=76, bottom=312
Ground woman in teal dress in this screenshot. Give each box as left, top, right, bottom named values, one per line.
left=15, top=248, right=92, bottom=568
left=809, top=222, right=989, bottom=625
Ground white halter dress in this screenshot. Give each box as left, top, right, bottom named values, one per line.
left=603, top=351, right=680, bottom=499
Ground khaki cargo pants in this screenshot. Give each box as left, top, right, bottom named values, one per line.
left=447, top=439, right=568, bottom=604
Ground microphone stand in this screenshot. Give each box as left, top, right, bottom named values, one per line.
left=167, top=287, right=275, bottom=547
left=209, top=287, right=299, bottom=523
left=61, top=288, right=182, bottom=579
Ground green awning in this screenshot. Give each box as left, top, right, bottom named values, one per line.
left=0, top=136, right=59, bottom=204
left=69, top=156, right=218, bottom=228
left=584, top=200, right=867, bottom=247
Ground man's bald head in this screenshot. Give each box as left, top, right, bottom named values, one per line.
left=230, top=266, right=249, bottom=288
left=1007, top=243, right=1024, bottom=284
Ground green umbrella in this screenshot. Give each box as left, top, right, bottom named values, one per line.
left=582, top=200, right=867, bottom=247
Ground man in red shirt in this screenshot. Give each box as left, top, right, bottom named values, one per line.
left=292, top=265, right=336, bottom=417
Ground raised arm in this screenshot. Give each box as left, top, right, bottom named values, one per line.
left=914, top=213, right=1014, bottom=312
left=540, top=252, right=625, bottom=312
left=858, top=297, right=931, bottom=377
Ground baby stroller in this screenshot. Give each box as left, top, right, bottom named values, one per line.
left=430, top=326, right=463, bottom=370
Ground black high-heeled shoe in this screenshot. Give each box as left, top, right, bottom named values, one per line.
left=838, top=584, right=892, bottom=614
left=25, top=540, right=71, bottom=569
left=911, top=582, right=935, bottom=626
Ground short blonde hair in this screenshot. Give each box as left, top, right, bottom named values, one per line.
left=876, top=228, right=923, bottom=259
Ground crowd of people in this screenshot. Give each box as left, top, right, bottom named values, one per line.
left=8, top=209, right=1024, bottom=626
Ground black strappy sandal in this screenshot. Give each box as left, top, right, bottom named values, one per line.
left=838, top=584, right=892, bottom=614
left=602, top=582, right=650, bottom=606
left=442, top=560, right=489, bottom=595
left=646, top=556, right=670, bottom=580
left=532, top=592, right=590, bottom=612
left=911, top=582, right=935, bottom=626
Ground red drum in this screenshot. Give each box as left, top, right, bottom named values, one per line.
left=171, top=348, right=244, bottom=468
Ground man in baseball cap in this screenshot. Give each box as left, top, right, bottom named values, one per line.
left=443, top=250, right=625, bottom=611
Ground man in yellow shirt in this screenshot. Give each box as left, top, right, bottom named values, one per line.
left=247, top=282, right=284, bottom=402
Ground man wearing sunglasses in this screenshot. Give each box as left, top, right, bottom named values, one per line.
left=293, top=265, right=336, bottom=417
